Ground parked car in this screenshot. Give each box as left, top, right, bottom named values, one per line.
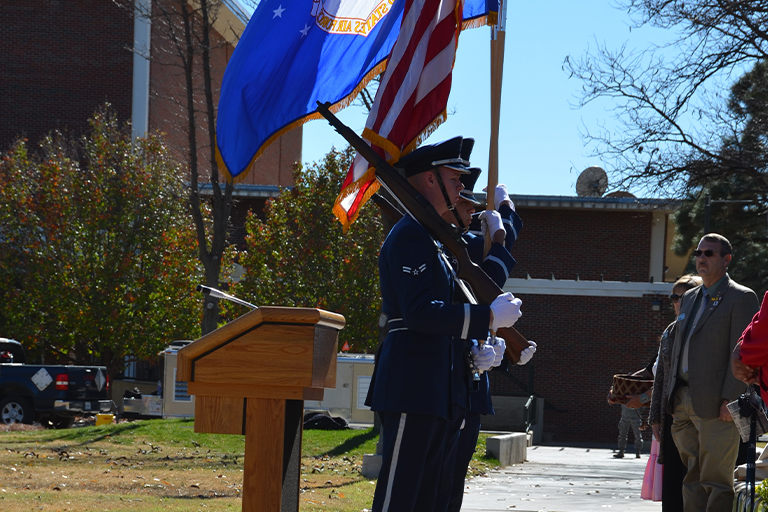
left=0, top=338, right=113, bottom=428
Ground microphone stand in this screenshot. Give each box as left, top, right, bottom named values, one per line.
left=196, top=285, right=257, bottom=310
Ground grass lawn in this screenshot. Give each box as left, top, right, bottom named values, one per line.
left=0, top=418, right=500, bottom=512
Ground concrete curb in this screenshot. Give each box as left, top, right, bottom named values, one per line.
left=486, top=432, right=527, bottom=465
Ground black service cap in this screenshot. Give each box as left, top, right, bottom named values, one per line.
left=459, top=167, right=482, bottom=204
left=396, top=136, right=474, bottom=177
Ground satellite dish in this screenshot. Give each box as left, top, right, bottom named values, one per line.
left=576, top=166, right=608, bottom=197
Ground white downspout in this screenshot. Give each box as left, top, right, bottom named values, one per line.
left=132, top=0, right=151, bottom=139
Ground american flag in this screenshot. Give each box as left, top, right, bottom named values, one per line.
left=333, top=0, right=464, bottom=230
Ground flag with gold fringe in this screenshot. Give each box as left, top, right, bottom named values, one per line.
left=215, top=0, right=497, bottom=183
left=333, top=0, right=476, bottom=230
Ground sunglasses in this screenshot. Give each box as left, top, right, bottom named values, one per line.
left=693, top=249, right=722, bottom=258
left=669, top=294, right=681, bottom=303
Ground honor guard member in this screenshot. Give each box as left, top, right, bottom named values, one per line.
left=370, top=137, right=524, bottom=512
left=468, top=183, right=523, bottom=282
left=453, top=170, right=521, bottom=286
left=439, top=171, right=537, bottom=512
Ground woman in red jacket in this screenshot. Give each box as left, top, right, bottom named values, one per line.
left=731, top=291, right=768, bottom=399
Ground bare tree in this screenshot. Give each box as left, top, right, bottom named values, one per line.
left=354, top=76, right=381, bottom=112
left=564, top=1, right=768, bottom=196
left=118, top=0, right=245, bottom=334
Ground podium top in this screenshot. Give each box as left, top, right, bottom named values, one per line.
left=176, top=306, right=345, bottom=386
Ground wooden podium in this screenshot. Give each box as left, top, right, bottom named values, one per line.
left=176, top=306, right=346, bottom=512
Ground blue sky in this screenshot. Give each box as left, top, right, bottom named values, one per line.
left=299, top=1, right=675, bottom=197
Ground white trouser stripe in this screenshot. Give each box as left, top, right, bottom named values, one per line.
left=485, top=254, right=509, bottom=278
left=382, top=413, right=408, bottom=511
left=461, top=304, right=470, bottom=339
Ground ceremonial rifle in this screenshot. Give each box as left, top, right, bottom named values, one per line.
left=316, top=101, right=528, bottom=362
left=371, top=192, right=405, bottom=223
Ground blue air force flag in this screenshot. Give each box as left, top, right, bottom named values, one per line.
left=215, top=0, right=498, bottom=181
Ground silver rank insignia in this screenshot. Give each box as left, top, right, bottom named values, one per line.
left=403, top=264, right=427, bottom=275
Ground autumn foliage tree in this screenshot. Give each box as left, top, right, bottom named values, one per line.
left=233, top=147, right=384, bottom=353
left=670, top=60, right=768, bottom=294
left=0, top=107, right=202, bottom=378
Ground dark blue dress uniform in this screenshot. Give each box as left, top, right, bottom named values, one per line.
left=370, top=212, right=492, bottom=512
left=467, top=201, right=522, bottom=265
left=445, top=196, right=522, bottom=512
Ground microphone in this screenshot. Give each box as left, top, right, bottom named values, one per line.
left=196, top=285, right=258, bottom=310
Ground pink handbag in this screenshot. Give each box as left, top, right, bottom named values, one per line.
left=641, top=438, right=663, bottom=501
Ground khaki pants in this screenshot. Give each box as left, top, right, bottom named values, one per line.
left=671, top=386, right=739, bottom=512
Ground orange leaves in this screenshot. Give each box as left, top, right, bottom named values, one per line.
left=235, top=147, right=384, bottom=352
left=0, top=105, right=202, bottom=367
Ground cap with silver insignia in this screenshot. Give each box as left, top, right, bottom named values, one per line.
left=396, top=136, right=474, bottom=177
left=459, top=167, right=482, bottom=205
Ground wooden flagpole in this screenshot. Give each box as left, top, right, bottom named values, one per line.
left=485, top=0, right=506, bottom=255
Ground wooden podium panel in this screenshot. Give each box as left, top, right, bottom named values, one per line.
left=192, top=324, right=317, bottom=387
left=176, top=306, right=345, bottom=512
left=244, top=398, right=285, bottom=511
left=177, top=307, right=341, bottom=388
left=193, top=396, right=245, bottom=435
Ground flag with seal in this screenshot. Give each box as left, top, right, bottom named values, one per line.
left=215, top=0, right=497, bottom=183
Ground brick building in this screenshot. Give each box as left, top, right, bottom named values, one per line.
left=5, top=1, right=691, bottom=445
left=487, top=194, right=688, bottom=443
left=0, top=0, right=300, bottom=223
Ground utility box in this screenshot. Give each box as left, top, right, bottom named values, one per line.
left=304, top=353, right=375, bottom=424
left=120, top=340, right=195, bottom=419
left=161, top=340, right=195, bottom=418
left=122, top=394, right=163, bottom=417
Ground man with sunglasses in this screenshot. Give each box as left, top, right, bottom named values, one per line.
left=664, top=233, right=758, bottom=512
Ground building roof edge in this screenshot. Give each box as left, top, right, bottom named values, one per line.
left=475, top=193, right=680, bottom=212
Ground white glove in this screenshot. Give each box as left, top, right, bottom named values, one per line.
left=517, top=340, right=537, bottom=366
left=483, top=183, right=514, bottom=211
left=490, top=336, right=505, bottom=367
left=478, top=210, right=505, bottom=240
left=471, top=343, right=495, bottom=372
left=495, top=183, right=511, bottom=211
left=490, top=292, right=522, bottom=330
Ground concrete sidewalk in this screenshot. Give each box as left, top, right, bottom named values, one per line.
left=460, top=444, right=661, bottom=511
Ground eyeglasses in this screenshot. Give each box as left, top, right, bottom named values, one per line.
left=693, top=249, right=722, bottom=258
left=669, top=294, right=681, bottom=303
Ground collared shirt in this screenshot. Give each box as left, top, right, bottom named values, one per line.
left=705, top=274, right=727, bottom=299
left=678, top=274, right=728, bottom=380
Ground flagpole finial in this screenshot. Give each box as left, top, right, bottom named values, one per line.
left=492, top=0, right=507, bottom=40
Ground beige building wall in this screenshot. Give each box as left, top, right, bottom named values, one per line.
left=665, top=215, right=692, bottom=282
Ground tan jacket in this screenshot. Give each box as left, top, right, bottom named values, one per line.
left=665, top=275, right=758, bottom=419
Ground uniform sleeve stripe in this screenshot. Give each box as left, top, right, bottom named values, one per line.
left=503, top=218, right=518, bottom=240
left=461, top=303, right=470, bottom=339
left=485, top=254, right=509, bottom=278
left=381, top=413, right=408, bottom=511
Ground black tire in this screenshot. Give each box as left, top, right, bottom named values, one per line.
left=49, top=415, right=75, bottom=429
left=0, top=396, right=34, bottom=425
